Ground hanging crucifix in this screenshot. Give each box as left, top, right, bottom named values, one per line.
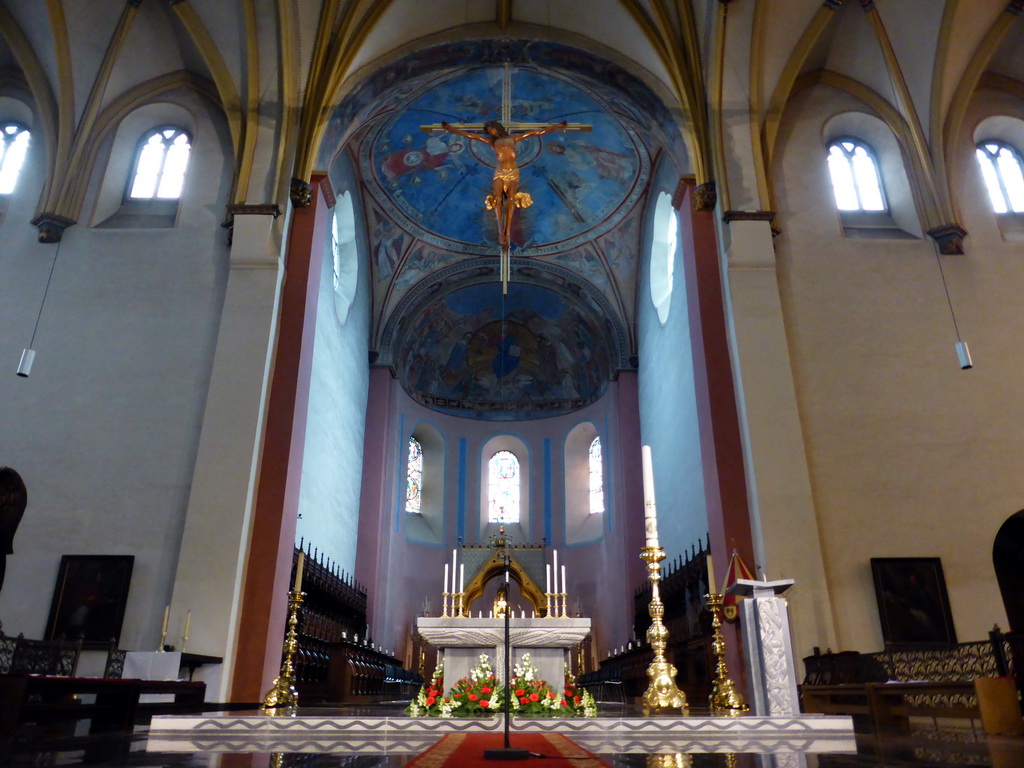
left=422, top=64, right=591, bottom=293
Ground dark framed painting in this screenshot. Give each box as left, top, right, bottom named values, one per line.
left=871, top=557, right=957, bottom=647
left=45, top=555, right=134, bottom=649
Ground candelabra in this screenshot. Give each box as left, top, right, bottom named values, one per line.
left=640, top=546, right=688, bottom=715
left=261, top=589, right=304, bottom=714
left=706, top=592, right=748, bottom=715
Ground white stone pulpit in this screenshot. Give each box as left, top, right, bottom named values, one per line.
left=416, top=617, right=590, bottom=688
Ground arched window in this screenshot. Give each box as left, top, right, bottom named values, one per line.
left=129, top=127, right=192, bottom=199
left=588, top=437, right=604, bottom=515
left=649, top=191, right=677, bottom=325
left=488, top=450, right=520, bottom=524
left=826, top=138, right=886, bottom=212
left=976, top=140, right=1024, bottom=214
left=405, top=437, right=423, bottom=514
left=0, top=123, right=30, bottom=194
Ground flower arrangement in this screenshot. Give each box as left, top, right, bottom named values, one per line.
left=508, top=654, right=597, bottom=717
left=448, top=653, right=502, bottom=715
left=405, top=653, right=596, bottom=718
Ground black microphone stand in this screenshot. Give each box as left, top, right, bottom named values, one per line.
left=483, top=550, right=529, bottom=760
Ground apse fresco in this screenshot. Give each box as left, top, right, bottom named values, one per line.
left=361, top=67, right=646, bottom=254
left=398, top=283, right=611, bottom=421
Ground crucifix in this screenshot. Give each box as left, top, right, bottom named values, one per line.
left=422, top=63, right=591, bottom=293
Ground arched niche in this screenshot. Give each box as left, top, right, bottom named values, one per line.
left=564, top=421, right=604, bottom=545
left=479, top=435, right=530, bottom=543
left=404, top=420, right=445, bottom=546
left=822, top=111, right=922, bottom=239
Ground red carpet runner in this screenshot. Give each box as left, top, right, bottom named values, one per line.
left=406, top=732, right=612, bottom=767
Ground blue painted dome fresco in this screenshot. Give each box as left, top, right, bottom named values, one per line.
left=324, top=42, right=688, bottom=420
left=397, top=283, right=613, bottom=421
left=360, top=67, right=647, bottom=255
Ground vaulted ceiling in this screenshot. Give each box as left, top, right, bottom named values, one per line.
left=1, top=1, right=1022, bottom=419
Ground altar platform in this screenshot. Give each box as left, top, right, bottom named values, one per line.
left=147, top=710, right=856, bottom=757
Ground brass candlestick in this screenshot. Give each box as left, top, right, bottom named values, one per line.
left=261, top=590, right=304, bottom=715
left=640, top=546, right=688, bottom=715
left=442, top=590, right=451, bottom=617
left=706, top=592, right=747, bottom=715
left=646, top=755, right=692, bottom=768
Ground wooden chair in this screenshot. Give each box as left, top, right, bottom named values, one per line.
left=10, top=637, right=82, bottom=676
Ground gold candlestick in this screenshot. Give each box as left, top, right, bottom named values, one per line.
left=261, top=590, right=304, bottom=715
left=706, top=592, right=748, bottom=715
left=442, top=591, right=450, bottom=618
left=640, top=546, right=688, bottom=715
left=646, top=755, right=692, bottom=768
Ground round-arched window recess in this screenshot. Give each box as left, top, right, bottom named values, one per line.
left=332, top=191, right=359, bottom=325
left=649, top=191, right=676, bottom=325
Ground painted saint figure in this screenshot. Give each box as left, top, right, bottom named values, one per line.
left=440, top=119, right=567, bottom=248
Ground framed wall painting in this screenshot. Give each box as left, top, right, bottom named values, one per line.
left=44, top=555, right=134, bottom=649
left=871, top=557, right=957, bottom=647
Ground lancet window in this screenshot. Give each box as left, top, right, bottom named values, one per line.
left=488, top=450, right=520, bottom=524
left=129, top=127, right=192, bottom=200
left=0, top=123, right=30, bottom=194
left=406, top=437, right=423, bottom=514
left=976, top=140, right=1024, bottom=214
left=826, top=138, right=886, bottom=212
left=589, top=437, right=604, bottom=515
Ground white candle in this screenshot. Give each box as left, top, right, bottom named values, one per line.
left=160, top=605, right=169, bottom=637
left=553, top=550, right=559, bottom=595
left=451, top=549, right=457, bottom=594
left=459, top=563, right=464, bottom=593
left=295, top=551, right=305, bottom=592
left=546, top=564, right=551, bottom=593
left=642, top=445, right=659, bottom=547
left=561, top=565, right=566, bottom=595
left=706, top=554, right=716, bottom=595
left=444, top=563, right=449, bottom=594
left=183, top=610, right=191, bottom=638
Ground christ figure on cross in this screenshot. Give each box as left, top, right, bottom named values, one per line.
left=440, top=118, right=567, bottom=249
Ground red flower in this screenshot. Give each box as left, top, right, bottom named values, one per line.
left=425, top=696, right=435, bottom=706
left=565, top=688, right=573, bottom=696
left=562, top=699, right=568, bottom=707
left=529, top=692, right=539, bottom=702
left=548, top=691, right=556, bottom=698
left=515, top=688, right=525, bottom=697
left=469, top=693, right=479, bottom=701
left=574, top=695, right=581, bottom=705
left=482, top=686, right=492, bottom=694
left=454, top=693, right=462, bottom=699
left=520, top=696, right=528, bottom=704
left=480, top=700, right=490, bottom=708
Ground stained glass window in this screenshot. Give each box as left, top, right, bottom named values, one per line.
left=0, top=123, right=30, bottom=194
left=976, top=141, right=1024, bottom=214
left=826, top=139, right=886, bottom=212
left=129, top=127, right=192, bottom=199
left=588, top=437, right=604, bottom=515
left=406, top=437, right=423, bottom=514
left=488, top=450, right=520, bottom=524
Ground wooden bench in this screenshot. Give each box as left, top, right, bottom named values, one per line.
left=0, top=674, right=206, bottom=736
left=802, top=679, right=1023, bottom=734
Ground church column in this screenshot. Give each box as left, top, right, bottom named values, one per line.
left=717, top=212, right=837, bottom=656
left=169, top=205, right=286, bottom=702
left=229, top=177, right=331, bottom=703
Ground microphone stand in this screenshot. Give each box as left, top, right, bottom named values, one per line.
left=484, top=550, right=529, bottom=761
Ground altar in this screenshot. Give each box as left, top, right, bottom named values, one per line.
left=416, top=616, right=590, bottom=686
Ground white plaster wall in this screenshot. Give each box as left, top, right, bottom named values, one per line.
left=0, top=90, right=232, bottom=650
left=637, top=163, right=709, bottom=564
left=296, top=164, right=372, bottom=575
left=772, top=83, right=1024, bottom=652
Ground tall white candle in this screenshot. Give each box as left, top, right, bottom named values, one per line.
left=459, top=563, right=464, bottom=593
left=444, top=563, right=449, bottom=594
left=451, top=549, right=457, bottom=594
left=561, top=565, right=566, bottom=595
left=553, top=550, right=559, bottom=595
left=641, top=445, right=659, bottom=547
left=295, top=551, right=305, bottom=592
left=183, top=610, right=191, bottom=638
left=160, top=605, right=169, bottom=637
left=546, top=564, right=551, bottom=593
left=706, top=554, right=716, bottom=595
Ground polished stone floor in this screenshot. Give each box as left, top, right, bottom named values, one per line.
left=2, top=703, right=1022, bottom=767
